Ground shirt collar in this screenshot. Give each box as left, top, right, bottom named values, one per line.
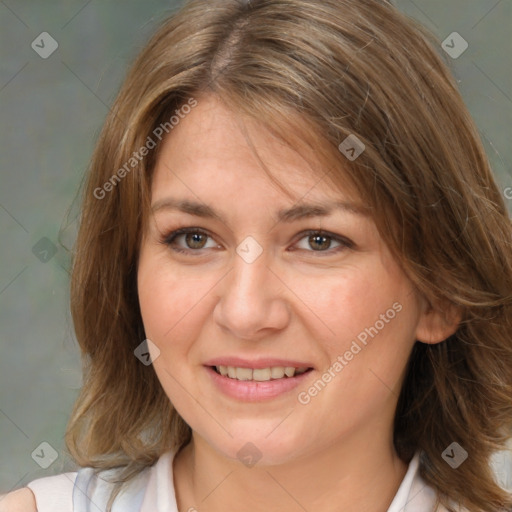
left=386, top=451, right=443, bottom=512
left=141, top=449, right=443, bottom=512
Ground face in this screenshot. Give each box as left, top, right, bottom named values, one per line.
left=137, top=94, right=436, bottom=465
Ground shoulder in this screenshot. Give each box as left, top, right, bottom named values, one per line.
left=1, top=472, right=77, bottom=512
left=0, top=449, right=176, bottom=512
left=0, top=488, right=37, bottom=512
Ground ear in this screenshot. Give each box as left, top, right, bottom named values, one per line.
left=415, top=296, right=462, bottom=344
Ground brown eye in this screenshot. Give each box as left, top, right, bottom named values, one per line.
left=308, top=234, right=332, bottom=251
left=162, top=227, right=353, bottom=257
left=184, top=232, right=208, bottom=249
left=163, top=228, right=218, bottom=254
left=293, top=230, right=354, bottom=255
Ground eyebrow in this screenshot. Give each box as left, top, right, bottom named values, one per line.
left=151, top=198, right=370, bottom=224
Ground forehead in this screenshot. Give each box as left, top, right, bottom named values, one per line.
left=151, top=95, right=361, bottom=208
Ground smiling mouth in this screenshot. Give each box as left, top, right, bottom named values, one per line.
left=211, top=365, right=313, bottom=381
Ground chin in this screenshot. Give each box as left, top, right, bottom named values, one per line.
left=204, top=427, right=308, bottom=467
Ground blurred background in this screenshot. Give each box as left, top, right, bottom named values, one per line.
left=0, top=0, right=511, bottom=494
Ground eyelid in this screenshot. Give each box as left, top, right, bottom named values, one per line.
left=162, top=227, right=220, bottom=252
left=161, top=227, right=355, bottom=255
left=291, top=229, right=355, bottom=251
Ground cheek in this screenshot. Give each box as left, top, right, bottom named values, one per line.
left=316, top=273, right=416, bottom=401
left=291, top=261, right=409, bottom=352
left=293, top=259, right=419, bottom=410
left=137, top=251, right=215, bottom=346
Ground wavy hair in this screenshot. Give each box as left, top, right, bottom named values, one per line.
left=65, top=0, right=512, bottom=510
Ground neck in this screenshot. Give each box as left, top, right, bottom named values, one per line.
left=173, top=427, right=409, bottom=512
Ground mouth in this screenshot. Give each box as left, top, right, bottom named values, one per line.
left=205, top=363, right=315, bottom=401
left=210, top=365, right=314, bottom=381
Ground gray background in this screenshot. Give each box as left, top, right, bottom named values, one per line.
left=0, top=0, right=511, bottom=494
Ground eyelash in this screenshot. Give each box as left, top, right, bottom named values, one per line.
left=160, top=227, right=354, bottom=256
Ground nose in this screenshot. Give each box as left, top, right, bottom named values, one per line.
left=212, top=248, right=291, bottom=341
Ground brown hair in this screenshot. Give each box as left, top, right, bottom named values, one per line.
left=65, top=0, right=512, bottom=510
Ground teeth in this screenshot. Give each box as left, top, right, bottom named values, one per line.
left=270, top=367, right=285, bottom=379
left=215, top=365, right=309, bottom=381
left=253, top=368, right=271, bottom=381
left=235, top=367, right=253, bottom=380
left=284, top=367, right=295, bottom=377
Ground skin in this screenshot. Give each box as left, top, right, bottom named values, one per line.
left=136, top=94, right=459, bottom=512
left=0, top=488, right=37, bottom=512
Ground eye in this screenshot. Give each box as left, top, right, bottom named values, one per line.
left=162, top=227, right=220, bottom=254
left=161, top=227, right=354, bottom=256
left=292, top=230, right=353, bottom=254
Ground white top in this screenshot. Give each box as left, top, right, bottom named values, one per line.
left=26, top=450, right=456, bottom=511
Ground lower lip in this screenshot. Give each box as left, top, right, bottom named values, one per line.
left=205, top=366, right=313, bottom=401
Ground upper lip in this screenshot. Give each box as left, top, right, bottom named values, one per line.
left=204, top=357, right=314, bottom=369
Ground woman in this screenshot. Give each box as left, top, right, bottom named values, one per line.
left=2, top=0, right=511, bottom=510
